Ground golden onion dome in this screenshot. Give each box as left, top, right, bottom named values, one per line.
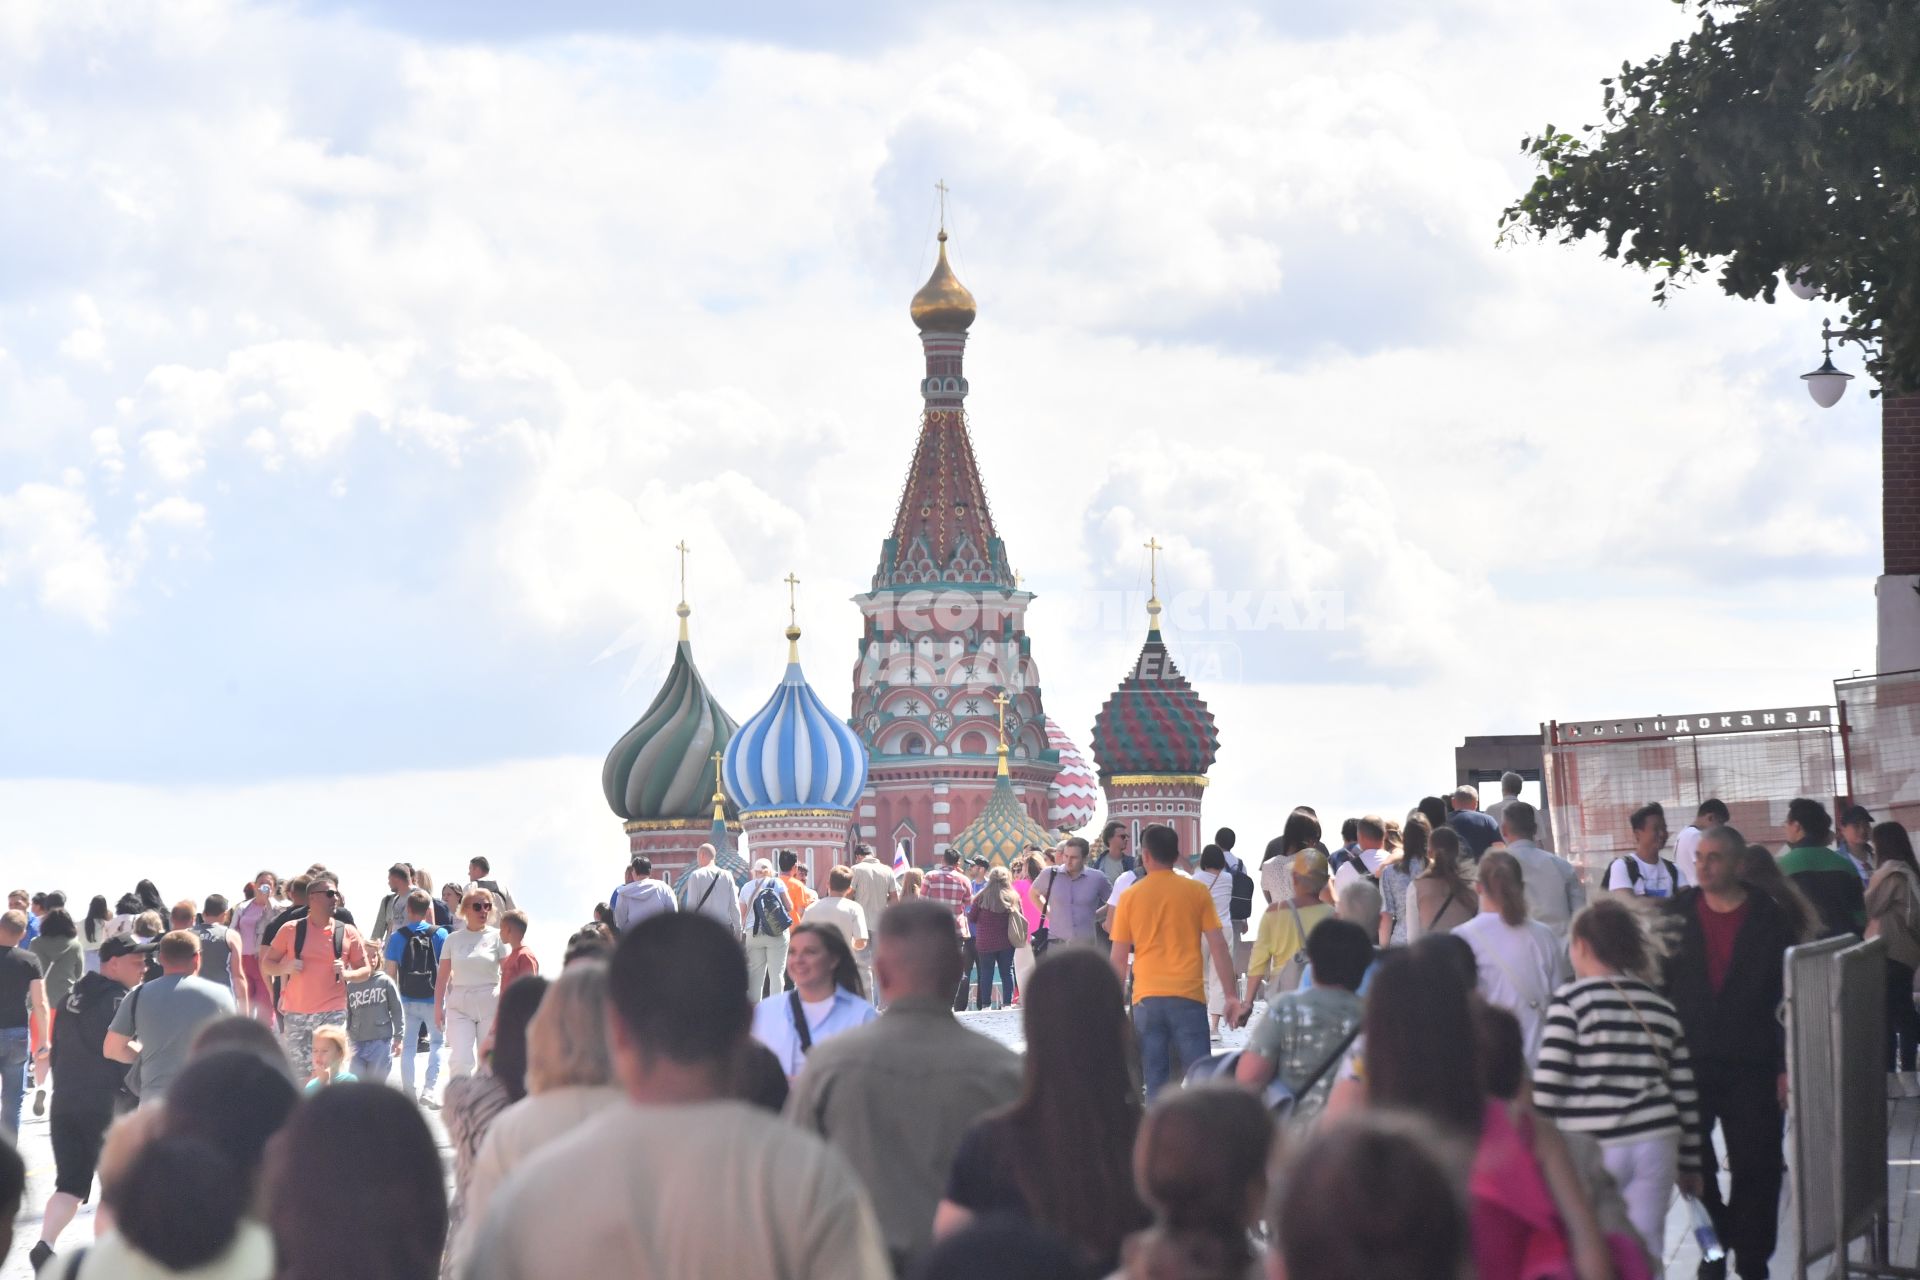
left=910, top=230, right=977, bottom=332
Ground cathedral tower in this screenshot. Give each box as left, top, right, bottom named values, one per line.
left=850, top=229, right=1061, bottom=862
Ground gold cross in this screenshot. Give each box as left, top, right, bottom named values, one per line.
left=935, top=179, right=949, bottom=233
left=993, top=690, right=1010, bottom=744
left=1013, top=568, right=1023, bottom=590
left=675, top=539, right=690, bottom=603
left=710, top=749, right=725, bottom=802
left=1143, top=536, right=1163, bottom=598
left=784, top=572, right=800, bottom=627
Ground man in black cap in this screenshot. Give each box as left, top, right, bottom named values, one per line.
left=27, top=934, right=148, bottom=1272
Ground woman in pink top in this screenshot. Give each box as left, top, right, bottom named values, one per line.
left=1011, top=853, right=1044, bottom=996
left=232, top=870, right=284, bottom=1026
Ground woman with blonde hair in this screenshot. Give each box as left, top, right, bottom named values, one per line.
left=1409, top=826, right=1477, bottom=941
left=1454, top=850, right=1568, bottom=1062
left=436, top=889, right=508, bottom=1078
left=967, top=866, right=1024, bottom=1010
left=451, top=962, right=620, bottom=1276
left=900, top=868, right=926, bottom=900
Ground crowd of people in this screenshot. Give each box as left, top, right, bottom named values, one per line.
left=0, top=780, right=1912, bottom=1280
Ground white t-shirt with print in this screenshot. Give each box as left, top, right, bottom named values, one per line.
left=1606, top=854, right=1685, bottom=899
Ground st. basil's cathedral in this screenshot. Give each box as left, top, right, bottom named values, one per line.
left=601, top=229, right=1222, bottom=882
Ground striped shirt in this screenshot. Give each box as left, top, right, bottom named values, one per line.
left=1533, top=976, right=1703, bottom=1170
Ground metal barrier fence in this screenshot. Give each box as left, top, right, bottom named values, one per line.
left=1543, top=723, right=1840, bottom=884
left=1837, top=670, right=1920, bottom=829
left=1787, top=935, right=1915, bottom=1280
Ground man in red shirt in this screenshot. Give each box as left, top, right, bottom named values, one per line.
left=499, top=909, right=539, bottom=990
left=1663, top=825, right=1795, bottom=1280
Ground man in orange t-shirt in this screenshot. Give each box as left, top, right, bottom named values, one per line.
left=262, top=873, right=372, bottom=1079
left=1110, top=824, right=1241, bottom=1097
left=778, top=850, right=818, bottom=917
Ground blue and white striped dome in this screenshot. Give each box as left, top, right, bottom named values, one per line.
left=724, top=633, right=869, bottom=813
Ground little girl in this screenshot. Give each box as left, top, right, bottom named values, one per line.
left=305, top=1024, right=360, bottom=1092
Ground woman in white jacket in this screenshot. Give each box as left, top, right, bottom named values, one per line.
left=1452, top=849, right=1568, bottom=1061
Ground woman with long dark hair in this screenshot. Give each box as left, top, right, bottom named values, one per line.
left=80, top=896, right=111, bottom=972
left=1356, top=940, right=1620, bottom=1280
left=934, top=948, right=1148, bottom=1273
left=1409, top=827, right=1476, bottom=940
left=1379, top=814, right=1431, bottom=946
left=1260, top=808, right=1322, bottom=910
left=133, top=880, right=165, bottom=916
left=1454, top=850, right=1567, bottom=1061
left=267, top=1084, right=447, bottom=1280
left=1735, top=844, right=1822, bottom=943
left=1867, top=822, right=1920, bottom=1086
left=750, top=923, right=876, bottom=1078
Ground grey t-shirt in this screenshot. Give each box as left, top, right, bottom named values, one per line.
left=191, top=923, right=236, bottom=991
left=108, top=973, right=236, bottom=1101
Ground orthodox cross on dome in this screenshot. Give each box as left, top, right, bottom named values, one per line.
left=935, top=178, right=950, bottom=233
left=784, top=571, right=802, bottom=661
left=710, top=749, right=724, bottom=802
left=675, top=539, right=692, bottom=640
left=1143, top=536, right=1164, bottom=628
left=993, top=689, right=1012, bottom=776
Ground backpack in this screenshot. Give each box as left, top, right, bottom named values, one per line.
left=292, top=917, right=345, bottom=963
left=1335, top=849, right=1378, bottom=884
left=396, top=926, right=438, bottom=1000
left=1229, top=862, right=1256, bottom=922
left=753, top=883, right=792, bottom=937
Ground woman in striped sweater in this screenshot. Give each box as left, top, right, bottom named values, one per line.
left=1534, top=897, right=1704, bottom=1261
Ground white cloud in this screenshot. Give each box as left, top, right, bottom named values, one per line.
left=58, top=294, right=107, bottom=365
left=0, top=481, right=117, bottom=628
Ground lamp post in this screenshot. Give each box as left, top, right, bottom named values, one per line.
left=1802, top=319, right=1858, bottom=408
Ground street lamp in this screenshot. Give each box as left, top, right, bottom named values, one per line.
left=1786, top=270, right=1820, bottom=301
left=1802, top=319, right=1856, bottom=408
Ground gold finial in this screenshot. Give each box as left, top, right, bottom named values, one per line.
left=711, top=749, right=726, bottom=815
left=1143, top=536, right=1164, bottom=628
left=910, top=187, right=976, bottom=332
left=935, top=179, right=949, bottom=235
left=1013, top=568, right=1023, bottom=591
left=993, top=690, right=1011, bottom=777
left=674, top=539, right=692, bottom=641
left=783, top=571, right=802, bottom=662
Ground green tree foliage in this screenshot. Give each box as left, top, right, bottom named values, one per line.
left=1501, top=1, right=1920, bottom=389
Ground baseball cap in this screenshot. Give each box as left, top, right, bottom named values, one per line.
left=967, top=855, right=990, bottom=868
left=99, top=934, right=151, bottom=962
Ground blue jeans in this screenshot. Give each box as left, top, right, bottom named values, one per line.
left=0, top=1026, right=29, bottom=1135
left=1134, top=997, right=1210, bottom=1099
left=976, top=947, right=1016, bottom=1008
left=352, top=1038, right=394, bottom=1084
left=400, top=1000, right=442, bottom=1095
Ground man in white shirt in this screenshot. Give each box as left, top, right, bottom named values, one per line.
left=801, top=867, right=871, bottom=959
left=1671, top=798, right=1727, bottom=885
left=1606, top=803, right=1687, bottom=900
left=680, top=844, right=740, bottom=937
left=1483, top=771, right=1525, bottom=831
left=465, top=913, right=890, bottom=1279
left=1498, top=801, right=1586, bottom=940
left=1331, top=816, right=1387, bottom=894
left=845, top=846, right=895, bottom=999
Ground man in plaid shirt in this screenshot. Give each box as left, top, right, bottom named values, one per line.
left=921, top=849, right=973, bottom=926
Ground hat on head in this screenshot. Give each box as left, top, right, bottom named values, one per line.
left=967, top=855, right=990, bottom=868
left=99, top=934, right=151, bottom=962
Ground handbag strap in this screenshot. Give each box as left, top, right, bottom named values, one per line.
left=693, top=873, right=723, bottom=914
left=1603, top=976, right=1667, bottom=1076
left=789, top=990, right=815, bottom=1055
left=1285, top=901, right=1309, bottom=965
left=1424, top=885, right=1461, bottom=933
left=1295, top=1018, right=1365, bottom=1102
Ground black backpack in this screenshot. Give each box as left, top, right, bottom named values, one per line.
left=1228, top=862, right=1256, bottom=922
left=396, top=927, right=438, bottom=1000
left=752, top=883, right=793, bottom=938
left=292, top=917, right=344, bottom=963
left=1615, top=856, right=1680, bottom=895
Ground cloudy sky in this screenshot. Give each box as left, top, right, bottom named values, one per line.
left=0, top=0, right=1880, bottom=933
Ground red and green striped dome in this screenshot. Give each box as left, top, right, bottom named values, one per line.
left=1090, top=627, right=1220, bottom=778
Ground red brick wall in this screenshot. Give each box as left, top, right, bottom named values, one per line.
left=1887, top=393, right=1920, bottom=575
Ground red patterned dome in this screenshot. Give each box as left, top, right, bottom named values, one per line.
left=1090, top=620, right=1220, bottom=779
left=1045, top=717, right=1098, bottom=830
